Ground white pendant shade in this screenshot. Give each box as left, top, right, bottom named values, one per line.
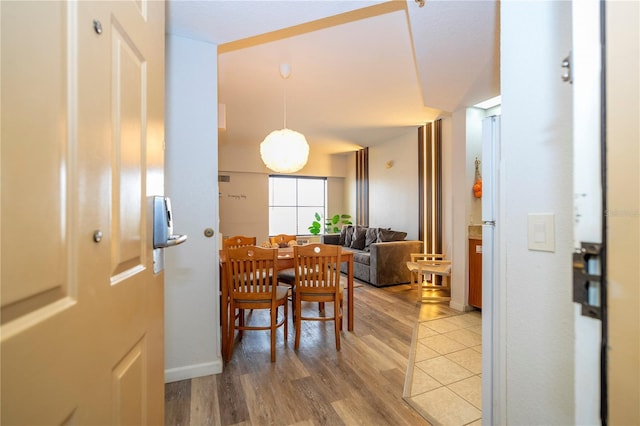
left=260, top=128, right=309, bottom=173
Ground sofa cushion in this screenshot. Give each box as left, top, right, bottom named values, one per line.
left=340, top=237, right=420, bottom=287
left=344, top=225, right=355, bottom=247
left=341, top=258, right=370, bottom=282
left=377, top=229, right=407, bottom=242
left=352, top=250, right=371, bottom=266
left=338, top=225, right=348, bottom=246
left=363, top=227, right=379, bottom=252
left=350, top=226, right=368, bottom=250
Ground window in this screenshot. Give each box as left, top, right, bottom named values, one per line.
left=268, top=176, right=326, bottom=236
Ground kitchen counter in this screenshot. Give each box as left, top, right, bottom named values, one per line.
left=468, top=224, right=482, bottom=239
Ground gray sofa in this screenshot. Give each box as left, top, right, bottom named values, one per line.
left=321, top=226, right=421, bottom=287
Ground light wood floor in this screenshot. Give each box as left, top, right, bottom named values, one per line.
left=165, top=281, right=460, bottom=426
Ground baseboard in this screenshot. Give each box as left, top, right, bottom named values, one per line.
left=449, top=300, right=474, bottom=312
left=164, top=358, right=223, bottom=383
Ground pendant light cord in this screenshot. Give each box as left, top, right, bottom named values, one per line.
left=283, top=80, right=287, bottom=129
left=279, top=62, right=291, bottom=130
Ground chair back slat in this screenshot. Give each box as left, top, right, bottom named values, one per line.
left=410, top=253, right=445, bottom=262
left=223, top=243, right=288, bottom=362
left=292, top=243, right=343, bottom=351
left=225, top=246, right=278, bottom=303
left=223, top=235, right=257, bottom=249
left=294, top=244, right=341, bottom=294
left=269, top=234, right=297, bottom=247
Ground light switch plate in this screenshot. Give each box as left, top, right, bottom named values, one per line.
left=528, top=213, right=555, bottom=252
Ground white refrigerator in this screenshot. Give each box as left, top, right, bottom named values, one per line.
left=481, top=114, right=501, bottom=424
left=482, top=115, right=500, bottom=300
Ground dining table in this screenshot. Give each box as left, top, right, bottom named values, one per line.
left=219, top=245, right=355, bottom=360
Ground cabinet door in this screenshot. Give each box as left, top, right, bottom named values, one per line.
left=469, top=239, right=483, bottom=308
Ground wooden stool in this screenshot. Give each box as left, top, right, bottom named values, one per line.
left=406, top=253, right=451, bottom=302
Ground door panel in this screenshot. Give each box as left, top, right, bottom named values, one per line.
left=606, top=1, right=640, bottom=424
left=112, top=338, right=147, bottom=425
left=1, top=0, right=71, bottom=319
left=1, top=1, right=165, bottom=424
left=1, top=9, right=81, bottom=423
left=111, top=20, right=146, bottom=281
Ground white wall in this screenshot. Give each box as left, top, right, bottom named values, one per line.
left=327, top=176, right=347, bottom=223
left=219, top=146, right=351, bottom=241
left=368, top=127, right=419, bottom=239
left=345, top=151, right=357, bottom=219
left=450, top=109, right=470, bottom=311
left=217, top=171, right=346, bottom=244
left=165, top=35, right=221, bottom=382
left=218, top=172, right=269, bottom=243
left=440, top=116, right=453, bottom=262
left=501, top=1, right=575, bottom=423
left=219, top=142, right=349, bottom=177
left=466, top=108, right=484, bottom=226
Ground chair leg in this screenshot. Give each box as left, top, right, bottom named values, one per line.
left=294, top=297, right=302, bottom=350
left=334, top=298, right=341, bottom=351
left=238, top=308, right=244, bottom=340
left=270, top=307, right=276, bottom=362
left=226, top=304, right=235, bottom=362
left=283, top=301, right=288, bottom=342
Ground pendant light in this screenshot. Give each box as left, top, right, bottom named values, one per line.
left=260, top=63, right=309, bottom=173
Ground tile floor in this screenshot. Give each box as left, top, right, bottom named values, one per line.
left=404, top=311, right=483, bottom=426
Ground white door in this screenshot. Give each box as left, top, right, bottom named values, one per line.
left=481, top=115, right=505, bottom=424
left=572, top=1, right=640, bottom=424
left=572, top=1, right=604, bottom=423
left=1, top=1, right=165, bottom=424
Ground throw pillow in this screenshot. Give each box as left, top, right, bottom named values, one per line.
left=344, top=225, right=355, bottom=247
left=338, top=225, right=348, bottom=246
left=363, top=227, right=379, bottom=252
left=350, top=226, right=368, bottom=250
left=377, top=229, right=407, bottom=242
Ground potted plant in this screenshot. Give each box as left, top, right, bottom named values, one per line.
left=308, top=212, right=352, bottom=235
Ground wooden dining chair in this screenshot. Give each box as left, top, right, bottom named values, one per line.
left=267, top=235, right=298, bottom=299
left=269, top=234, right=297, bottom=247
left=222, top=236, right=258, bottom=322
left=223, top=235, right=257, bottom=249
left=292, top=243, right=343, bottom=350
left=224, top=245, right=288, bottom=362
left=406, top=253, right=452, bottom=302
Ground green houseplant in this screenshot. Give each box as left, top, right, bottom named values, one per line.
left=308, top=212, right=352, bottom=235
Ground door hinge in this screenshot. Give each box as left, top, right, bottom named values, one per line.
left=573, top=241, right=602, bottom=319
left=561, top=51, right=573, bottom=84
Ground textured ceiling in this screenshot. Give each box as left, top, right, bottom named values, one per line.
left=407, top=0, right=500, bottom=112
left=166, top=0, right=500, bottom=154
